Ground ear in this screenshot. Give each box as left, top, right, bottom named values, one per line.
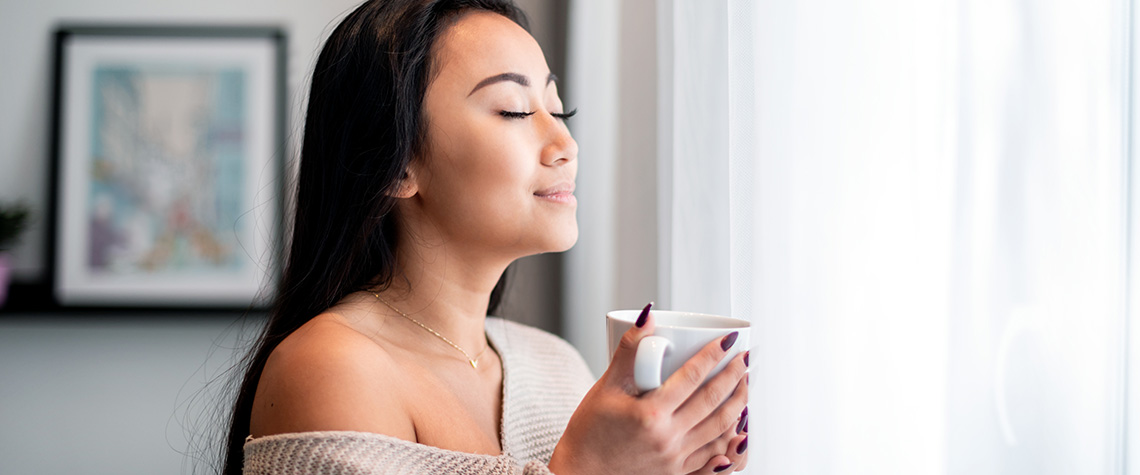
left=390, top=164, right=419, bottom=199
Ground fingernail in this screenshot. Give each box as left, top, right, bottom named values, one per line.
left=720, top=331, right=739, bottom=351
left=743, top=419, right=748, bottom=433
left=743, top=351, right=750, bottom=367
left=635, top=302, right=653, bottom=328
left=736, top=408, right=748, bottom=433
left=714, top=463, right=733, bottom=472
left=737, top=436, right=748, bottom=454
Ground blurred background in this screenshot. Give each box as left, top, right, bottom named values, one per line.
left=2, top=0, right=1138, bottom=474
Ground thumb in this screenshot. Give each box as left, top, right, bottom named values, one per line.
left=606, top=302, right=656, bottom=380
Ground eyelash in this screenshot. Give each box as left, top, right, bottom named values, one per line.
left=500, top=108, right=578, bottom=121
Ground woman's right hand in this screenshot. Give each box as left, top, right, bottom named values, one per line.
left=547, top=305, right=750, bottom=475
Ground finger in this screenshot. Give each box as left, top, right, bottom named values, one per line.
left=684, top=374, right=749, bottom=447
left=602, top=302, right=656, bottom=384
left=651, top=331, right=741, bottom=408
left=733, top=446, right=749, bottom=472
left=716, top=422, right=737, bottom=444
left=711, top=414, right=741, bottom=450
left=686, top=454, right=733, bottom=475
left=731, top=432, right=749, bottom=472
left=674, top=350, right=749, bottom=428
left=723, top=434, right=747, bottom=470
left=683, top=417, right=738, bottom=472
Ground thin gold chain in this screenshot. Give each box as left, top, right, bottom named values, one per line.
left=371, top=292, right=488, bottom=369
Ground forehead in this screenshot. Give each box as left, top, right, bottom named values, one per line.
left=431, top=11, right=548, bottom=87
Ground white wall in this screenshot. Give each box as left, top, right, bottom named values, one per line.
left=0, top=314, right=260, bottom=474
left=564, top=0, right=658, bottom=374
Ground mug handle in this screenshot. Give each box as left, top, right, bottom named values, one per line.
left=634, top=335, right=672, bottom=392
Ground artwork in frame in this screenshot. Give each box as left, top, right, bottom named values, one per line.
left=51, top=26, right=285, bottom=308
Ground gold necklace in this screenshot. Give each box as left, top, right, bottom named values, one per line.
left=371, top=292, right=488, bottom=369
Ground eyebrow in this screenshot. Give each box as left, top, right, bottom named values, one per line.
left=467, top=72, right=558, bottom=96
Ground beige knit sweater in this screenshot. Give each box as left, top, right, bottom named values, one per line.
left=244, top=317, right=597, bottom=475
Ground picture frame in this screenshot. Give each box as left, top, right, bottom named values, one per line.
left=49, top=25, right=286, bottom=308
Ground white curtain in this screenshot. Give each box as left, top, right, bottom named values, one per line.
left=660, top=0, right=1130, bottom=474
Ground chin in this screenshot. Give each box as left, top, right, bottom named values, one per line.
left=540, top=222, right=579, bottom=253
left=552, top=230, right=579, bottom=252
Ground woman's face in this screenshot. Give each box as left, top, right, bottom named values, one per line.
left=403, top=11, right=579, bottom=260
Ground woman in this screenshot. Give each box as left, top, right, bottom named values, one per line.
left=224, top=1, right=750, bottom=473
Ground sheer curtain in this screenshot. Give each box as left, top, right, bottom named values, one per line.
left=659, top=0, right=1130, bottom=473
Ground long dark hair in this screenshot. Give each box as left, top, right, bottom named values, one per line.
left=221, top=1, right=527, bottom=473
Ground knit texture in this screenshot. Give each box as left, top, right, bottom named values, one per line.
left=244, top=317, right=596, bottom=475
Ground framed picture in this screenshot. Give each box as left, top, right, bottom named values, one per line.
left=49, top=26, right=285, bottom=308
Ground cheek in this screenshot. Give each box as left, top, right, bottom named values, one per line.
left=474, top=161, right=532, bottom=222
left=431, top=134, right=533, bottom=225
left=444, top=132, right=527, bottom=194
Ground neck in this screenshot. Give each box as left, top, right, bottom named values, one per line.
left=372, top=222, right=511, bottom=356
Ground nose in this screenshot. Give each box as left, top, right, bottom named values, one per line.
left=540, top=114, right=578, bottom=167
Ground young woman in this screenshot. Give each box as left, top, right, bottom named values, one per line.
left=223, top=1, right=750, bottom=473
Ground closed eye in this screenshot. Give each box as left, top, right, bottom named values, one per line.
left=499, top=108, right=578, bottom=121
left=500, top=110, right=536, bottom=119
left=551, top=108, right=577, bottom=121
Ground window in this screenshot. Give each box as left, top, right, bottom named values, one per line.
left=569, top=0, right=1134, bottom=473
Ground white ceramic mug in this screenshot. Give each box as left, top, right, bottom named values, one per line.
left=607, top=309, right=750, bottom=393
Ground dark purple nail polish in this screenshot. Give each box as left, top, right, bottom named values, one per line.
left=714, top=463, right=733, bottom=472
left=720, top=331, right=739, bottom=351
left=737, top=408, right=748, bottom=434
left=743, top=351, right=750, bottom=367
left=635, top=302, right=653, bottom=328
left=737, top=436, right=748, bottom=454
left=743, top=419, right=748, bottom=433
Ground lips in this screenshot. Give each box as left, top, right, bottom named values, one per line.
left=534, top=182, right=577, bottom=204
left=534, top=182, right=576, bottom=197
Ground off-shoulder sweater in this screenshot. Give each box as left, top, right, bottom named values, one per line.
left=243, top=317, right=597, bottom=475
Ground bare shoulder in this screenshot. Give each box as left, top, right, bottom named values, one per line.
left=249, top=311, right=415, bottom=440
